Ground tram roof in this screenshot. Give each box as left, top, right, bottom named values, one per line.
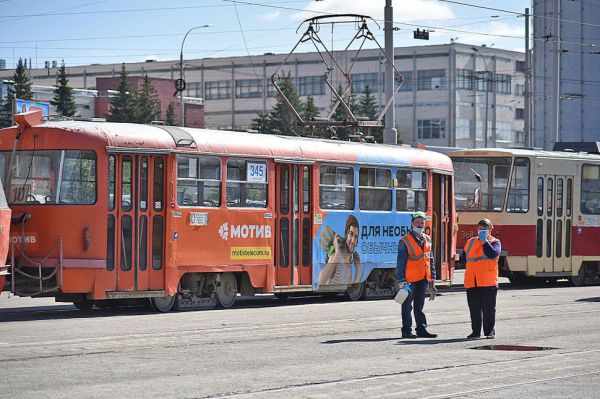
left=35, top=121, right=453, bottom=171
left=449, top=147, right=600, bottom=161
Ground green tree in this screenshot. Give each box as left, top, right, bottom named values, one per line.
left=134, top=74, right=158, bottom=124
left=107, top=64, right=136, bottom=123
left=50, top=63, right=77, bottom=117
left=13, top=58, right=33, bottom=100
left=302, top=95, right=320, bottom=136
left=267, top=72, right=304, bottom=136
left=0, top=86, right=15, bottom=128
left=331, top=85, right=359, bottom=141
left=358, top=85, right=382, bottom=142
left=250, top=111, right=271, bottom=134
left=165, top=102, right=176, bottom=125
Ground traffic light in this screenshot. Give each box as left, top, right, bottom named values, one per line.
left=414, top=29, right=429, bottom=40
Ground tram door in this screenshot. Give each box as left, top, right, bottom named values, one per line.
left=432, top=172, right=451, bottom=280
left=111, top=154, right=166, bottom=291
left=275, top=163, right=312, bottom=286
left=538, top=175, right=574, bottom=273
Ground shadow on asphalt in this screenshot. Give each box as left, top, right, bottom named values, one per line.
left=322, top=337, right=402, bottom=344
left=395, top=337, right=471, bottom=345
left=576, top=297, right=600, bottom=302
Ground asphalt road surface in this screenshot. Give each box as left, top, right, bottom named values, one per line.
left=1, top=274, right=599, bottom=399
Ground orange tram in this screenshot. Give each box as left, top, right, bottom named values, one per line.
left=0, top=111, right=456, bottom=311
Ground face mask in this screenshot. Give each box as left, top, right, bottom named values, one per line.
left=413, top=227, right=424, bottom=235
left=478, top=230, right=489, bottom=241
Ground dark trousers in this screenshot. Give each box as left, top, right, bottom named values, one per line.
left=466, top=286, right=498, bottom=336
left=401, top=279, right=428, bottom=333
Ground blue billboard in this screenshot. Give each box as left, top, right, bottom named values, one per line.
left=15, top=99, right=50, bottom=117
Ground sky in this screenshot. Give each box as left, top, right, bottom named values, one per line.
left=0, top=0, right=532, bottom=70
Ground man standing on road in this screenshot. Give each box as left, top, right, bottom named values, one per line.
left=396, top=211, right=437, bottom=339
left=461, top=218, right=502, bottom=339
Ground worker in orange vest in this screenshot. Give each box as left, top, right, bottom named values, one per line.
left=461, top=218, right=502, bottom=339
left=396, top=211, right=437, bottom=339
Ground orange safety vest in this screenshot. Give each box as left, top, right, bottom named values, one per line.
left=464, top=236, right=500, bottom=288
left=400, top=233, right=431, bottom=283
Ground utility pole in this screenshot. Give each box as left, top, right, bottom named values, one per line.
left=524, top=8, right=531, bottom=147
left=472, top=47, right=490, bottom=148
left=383, top=0, right=397, bottom=144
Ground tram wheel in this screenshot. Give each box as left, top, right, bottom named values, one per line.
left=150, top=295, right=177, bottom=312
left=73, top=299, right=94, bottom=311
left=345, top=282, right=365, bottom=301
left=571, top=268, right=586, bottom=287
left=216, top=272, right=238, bottom=308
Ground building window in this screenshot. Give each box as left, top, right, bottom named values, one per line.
left=205, top=80, right=231, bottom=100
left=476, top=120, right=492, bottom=141
left=235, top=79, right=263, bottom=99
left=298, top=76, right=324, bottom=96
left=516, top=108, right=524, bottom=120
left=475, top=71, right=492, bottom=92
left=359, top=168, right=392, bottom=211
left=319, top=165, right=354, bottom=210
left=456, top=118, right=470, bottom=139
left=184, top=82, right=202, bottom=98
left=396, top=170, right=427, bottom=212
left=417, top=119, right=446, bottom=139
left=516, top=60, right=526, bottom=72
left=496, top=74, right=511, bottom=94
left=456, top=69, right=473, bottom=90
left=515, top=131, right=524, bottom=144
left=496, top=121, right=512, bottom=142
left=226, top=159, right=268, bottom=208
left=417, top=69, right=445, bottom=90
left=516, top=84, right=525, bottom=96
left=399, top=71, right=413, bottom=92
left=351, top=73, right=379, bottom=93
left=177, top=155, right=221, bottom=207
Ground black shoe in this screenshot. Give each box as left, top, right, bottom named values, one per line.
left=402, top=332, right=417, bottom=339
left=485, top=332, right=495, bottom=339
left=467, top=333, right=481, bottom=340
left=416, top=330, right=438, bottom=338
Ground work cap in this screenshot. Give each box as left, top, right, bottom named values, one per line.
left=411, top=211, right=430, bottom=220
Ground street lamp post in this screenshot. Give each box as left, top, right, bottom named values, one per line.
left=472, top=47, right=490, bottom=148
left=179, top=24, right=212, bottom=127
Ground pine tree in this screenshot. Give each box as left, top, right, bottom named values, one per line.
left=358, top=85, right=382, bottom=142
left=303, top=95, right=318, bottom=120
left=331, top=85, right=359, bottom=141
left=13, top=58, right=33, bottom=100
left=50, top=63, right=77, bottom=117
left=107, top=64, right=135, bottom=123
left=250, top=111, right=271, bottom=134
left=0, top=85, right=15, bottom=128
left=267, top=72, right=304, bottom=136
left=165, top=102, right=176, bottom=125
left=134, top=74, right=158, bottom=124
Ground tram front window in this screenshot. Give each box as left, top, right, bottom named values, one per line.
left=454, top=157, right=511, bottom=211
left=0, top=150, right=96, bottom=205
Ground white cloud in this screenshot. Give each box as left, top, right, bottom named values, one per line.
left=450, top=21, right=525, bottom=49
left=260, top=10, right=281, bottom=21
left=293, top=0, right=454, bottom=23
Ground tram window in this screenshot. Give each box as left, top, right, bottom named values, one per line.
left=226, top=159, right=268, bottom=208
left=60, top=151, right=97, bottom=204
left=453, top=157, right=511, bottom=211
left=566, top=219, right=572, bottom=257
left=319, top=165, right=354, bottom=210
left=566, top=178, right=573, bottom=217
left=177, top=155, right=221, bottom=207
left=121, top=157, right=132, bottom=211
left=507, top=158, right=530, bottom=213
left=556, top=219, right=562, bottom=258
left=280, top=165, right=289, bottom=215
left=396, top=170, right=427, bottom=212
left=121, top=215, right=133, bottom=271
left=152, top=215, right=164, bottom=270
left=536, top=219, right=543, bottom=258
left=581, top=165, right=600, bottom=215
left=303, top=166, right=310, bottom=213
left=359, top=168, right=392, bottom=211
left=302, top=217, right=311, bottom=266
left=139, top=215, right=148, bottom=271
left=546, top=219, right=552, bottom=258
left=153, top=158, right=164, bottom=211
left=106, top=215, right=115, bottom=271
left=537, top=178, right=543, bottom=217
left=556, top=178, right=563, bottom=217
left=140, top=157, right=148, bottom=211
left=108, top=155, right=115, bottom=211
left=547, top=178, right=553, bottom=217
